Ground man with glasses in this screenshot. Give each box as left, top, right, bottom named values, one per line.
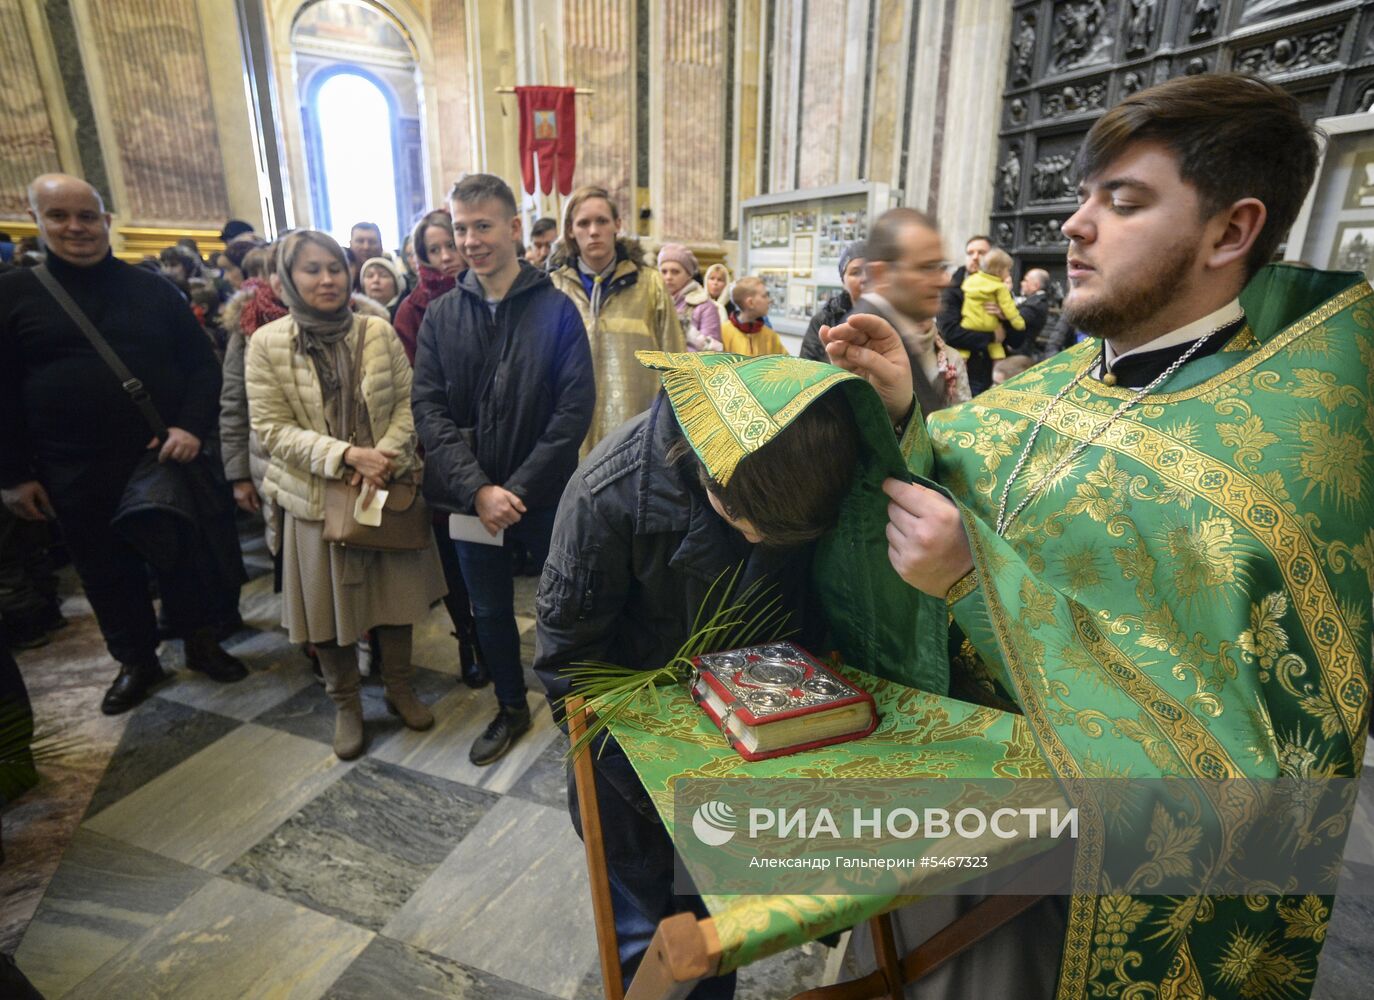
left=843, top=207, right=966, bottom=420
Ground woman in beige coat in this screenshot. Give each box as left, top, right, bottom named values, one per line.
left=246, top=231, right=446, bottom=759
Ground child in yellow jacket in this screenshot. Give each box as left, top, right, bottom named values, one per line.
left=959, top=248, right=1024, bottom=361
left=721, top=276, right=788, bottom=357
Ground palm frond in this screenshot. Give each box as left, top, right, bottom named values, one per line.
left=559, top=565, right=795, bottom=762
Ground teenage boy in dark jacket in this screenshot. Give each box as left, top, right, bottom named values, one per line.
left=534, top=340, right=958, bottom=998
left=535, top=386, right=852, bottom=1000
left=412, top=173, right=595, bottom=765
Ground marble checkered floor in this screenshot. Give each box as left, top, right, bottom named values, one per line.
left=4, top=534, right=832, bottom=999
left=4, top=527, right=1372, bottom=998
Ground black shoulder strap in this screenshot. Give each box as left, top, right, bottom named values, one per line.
left=33, top=265, right=168, bottom=439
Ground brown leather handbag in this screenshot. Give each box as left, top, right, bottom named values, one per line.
left=321, top=323, right=432, bottom=551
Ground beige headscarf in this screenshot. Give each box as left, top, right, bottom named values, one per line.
left=275, top=230, right=355, bottom=393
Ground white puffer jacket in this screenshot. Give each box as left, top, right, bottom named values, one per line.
left=245, top=313, right=418, bottom=521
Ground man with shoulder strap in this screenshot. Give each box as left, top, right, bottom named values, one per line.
left=0, top=174, right=246, bottom=714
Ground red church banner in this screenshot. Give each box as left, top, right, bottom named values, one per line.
left=516, top=86, right=576, bottom=196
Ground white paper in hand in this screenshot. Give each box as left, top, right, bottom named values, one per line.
left=450, top=513, right=504, bottom=546
left=353, top=488, right=388, bottom=527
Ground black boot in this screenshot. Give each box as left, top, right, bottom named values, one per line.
left=469, top=701, right=532, bottom=766
left=184, top=627, right=248, bottom=683
left=455, top=627, right=489, bottom=689
left=101, top=659, right=168, bottom=715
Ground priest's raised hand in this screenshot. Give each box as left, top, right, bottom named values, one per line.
left=819, top=312, right=913, bottom=424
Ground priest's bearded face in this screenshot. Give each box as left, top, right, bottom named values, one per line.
left=1061, top=141, right=1207, bottom=343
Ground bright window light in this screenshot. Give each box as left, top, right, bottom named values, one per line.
left=315, top=72, right=398, bottom=250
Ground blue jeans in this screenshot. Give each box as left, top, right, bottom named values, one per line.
left=455, top=506, right=556, bottom=709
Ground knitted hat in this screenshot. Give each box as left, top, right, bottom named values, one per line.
left=838, top=240, right=867, bottom=282
left=361, top=255, right=402, bottom=286
left=361, top=256, right=403, bottom=305
left=657, top=242, right=699, bottom=275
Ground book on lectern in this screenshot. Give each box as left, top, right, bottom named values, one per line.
left=689, top=641, right=878, bottom=762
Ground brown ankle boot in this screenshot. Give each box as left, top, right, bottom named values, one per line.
left=316, top=643, right=366, bottom=759
left=376, top=625, right=433, bottom=731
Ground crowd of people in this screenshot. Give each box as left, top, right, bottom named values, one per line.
left=1, top=69, right=1370, bottom=1000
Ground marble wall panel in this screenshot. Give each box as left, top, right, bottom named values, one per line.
left=866, top=0, right=909, bottom=188
left=564, top=0, right=635, bottom=215
left=770, top=0, right=799, bottom=193
left=0, top=0, right=62, bottom=215
left=662, top=0, right=728, bottom=242
left=935, top=0, right=1011, bottom=253
left=796, top=0, right=847, bottom=190
left=734, top=0, right=762, bottom=222
left=83, top=0, right=229, bottom=224
left=42, top=0, right=111, bottom=205
left=432, top=0, right=472, bottom=192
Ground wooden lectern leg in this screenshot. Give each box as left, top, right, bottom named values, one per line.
left=899, top=893, right=1047, bottom=983
left=870, top=912, right=904, bottom=1000
left=624, top=913, right=721, bottom=1000
left=568, top=696, right=626, bottom=1000
left=789, top=891, right=1057, bottom=999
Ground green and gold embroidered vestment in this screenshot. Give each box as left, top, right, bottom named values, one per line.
left=923, top=265, right=1374, bottom=999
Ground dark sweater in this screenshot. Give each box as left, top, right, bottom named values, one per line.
left=0, top=252, right=222, bottom=498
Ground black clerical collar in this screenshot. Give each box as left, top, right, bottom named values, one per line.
left=1095, top=314, right=1246, bottom=390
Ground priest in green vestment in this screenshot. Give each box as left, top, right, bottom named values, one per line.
left=825, top=73, right=1372, bottom=999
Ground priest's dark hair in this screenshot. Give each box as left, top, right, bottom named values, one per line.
left=1076, top=73, right=1320, bottom=277
left=448, top=173, right=518, bottom=218
left=673, top=389, right=861, bottom=549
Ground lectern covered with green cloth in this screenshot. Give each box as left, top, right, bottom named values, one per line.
left=562, top=349, right=1070, bottom=999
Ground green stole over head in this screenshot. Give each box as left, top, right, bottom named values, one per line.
left=636, top=350, right=948, bottom=695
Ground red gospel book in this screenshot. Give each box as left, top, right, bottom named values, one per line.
left=689, top=642, right=879, bottom=762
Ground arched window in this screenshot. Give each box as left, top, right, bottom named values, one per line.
left=307, top=69, right=400, bottom=249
